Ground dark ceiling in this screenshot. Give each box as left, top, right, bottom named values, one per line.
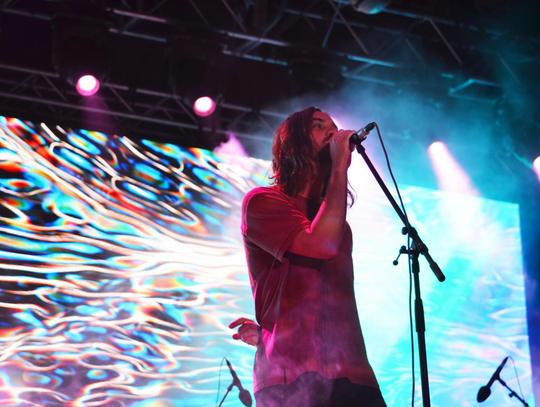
left=0, top=0, right=539, bottom=155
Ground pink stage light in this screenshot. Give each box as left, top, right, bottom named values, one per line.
left=428, top=141, right=479, bottom=196
left=76, top=75, right=100, bottom=96
left=193, top=96, right=216, bottom=117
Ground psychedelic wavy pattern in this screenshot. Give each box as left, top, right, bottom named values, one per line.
left=0, top=116, right=534, bottom=407
left=0, top=116, right=268, bottom=407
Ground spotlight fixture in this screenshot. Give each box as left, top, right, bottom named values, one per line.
left=533, top=156, right=540, bottom=183
left=428, top=141, right=446, bottom=155
left=534, top=156, right=540, bottom=172
left=428, top=140, right=479, bottom=195
left=193, top=96, right=216, bottom=117
left=166, top=34, right=229, bottom=149
left=76, top=75, right=100, bottom=96
left=51, top=4, right=112, bottom=96
left=167, top=33, right=226, bottom=105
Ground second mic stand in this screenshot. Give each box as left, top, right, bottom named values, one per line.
left=218, top=382, right=235, bottom=407
left=498, top=378, right=529, bottom=407
left=354, top=141, right=446, bottom=407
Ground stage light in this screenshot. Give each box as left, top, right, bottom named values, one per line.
left=533, top=156, right=540, bottom=182
left=428, top=141, right=447, bottom=156
left=428, top=140, right=479, bottom=195
left=193, top=96, right=216, bottom=117
left=52, top=6, right=111, bottom=94
left=76, top=75, right=100, bottom=96
left=166, top=38, right=228, bottom=149
left=534, top=156, right=540, bottom=171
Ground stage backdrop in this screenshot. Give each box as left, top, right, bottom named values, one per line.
left=0, top=116, right=534, bottom=407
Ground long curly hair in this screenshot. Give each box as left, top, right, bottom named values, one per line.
left=271, top=106, right=321, bottom=196
left=271, top=106, right=355, bottom=205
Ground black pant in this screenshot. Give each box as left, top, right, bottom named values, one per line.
left=255, top=372, right=387, bottom=407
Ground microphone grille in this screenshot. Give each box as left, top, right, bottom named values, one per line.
left=477, top=386, right=491, bottom=403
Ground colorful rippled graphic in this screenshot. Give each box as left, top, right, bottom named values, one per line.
left=0, top=116, right=534, bottom=407
left=0, top=117, right=268, bottom=407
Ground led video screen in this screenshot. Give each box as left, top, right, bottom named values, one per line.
left=0, top=116, right=533, bottom=407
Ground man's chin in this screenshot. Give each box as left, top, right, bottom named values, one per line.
left=317, top=146, right=331, bottom=164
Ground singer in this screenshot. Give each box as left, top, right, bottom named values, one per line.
left=230, top=107, right=386, bottom=407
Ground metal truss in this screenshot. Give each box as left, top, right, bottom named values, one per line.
left=0, top=60, right=287, bottom=150
left=0, top=0, right=538, bottom=149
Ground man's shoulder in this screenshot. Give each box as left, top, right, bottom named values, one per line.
left=243, top=186, right=284, bottom=202
left=242, top=186, right=291, bottom=212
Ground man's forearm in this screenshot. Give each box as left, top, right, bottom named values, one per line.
left=288, top=166, right=349, bottom=259
left=308, top=167, right=348, bottom=256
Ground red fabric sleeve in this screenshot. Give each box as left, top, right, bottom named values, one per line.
left=242, top=187, right=311, bottom=262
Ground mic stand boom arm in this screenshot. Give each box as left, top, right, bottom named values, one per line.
left=498, top=377, right=529, bottom=407
left=354, top=142, right=445, bottom=282
left=354, top=141, right=446, bottom=407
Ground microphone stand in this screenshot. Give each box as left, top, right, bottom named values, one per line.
left=218, top=382, right=235, bottom=407
left=498, top=378, right=529, bottom=407
left=354, top=140, right=446, bottom=407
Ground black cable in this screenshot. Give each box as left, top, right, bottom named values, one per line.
left=373, top=123, right=410, bottom=228
left=509, top=356, right=527, bottom=403
left=373, top=122, right=415, bottom=406
left=215, top=357, right=226, bottom=407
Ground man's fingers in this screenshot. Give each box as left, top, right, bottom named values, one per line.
left=230, top=317, right=260, bottom=346
left=245, top=335, right=259, bottom=346
left=237, top=324, right=257, bottom=336
left=229, top=317, right=252, bottom=329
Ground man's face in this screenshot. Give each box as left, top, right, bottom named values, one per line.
left=310, top=111, right=337, bottom=161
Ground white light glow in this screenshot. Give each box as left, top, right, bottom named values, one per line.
left=428, top=141, right=479, bottom=196
left=428, top=141, right=447, bottom=155
left=76, top=75, right=100, bottom=96
left=193, top=96, right=216, bottom=117
left=533, top=156, right=540, bottom=182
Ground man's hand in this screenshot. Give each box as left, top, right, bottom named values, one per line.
left=229, top=317, right=260, bottom=347
left=328, top=129, right=356, bottom=170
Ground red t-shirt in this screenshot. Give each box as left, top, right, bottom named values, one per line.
left=242, top=186, right=379, bottom=393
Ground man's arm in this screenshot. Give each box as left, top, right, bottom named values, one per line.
left=287, top=129, right=354, bottom=259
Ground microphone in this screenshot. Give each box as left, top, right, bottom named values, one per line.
left=477, top=356, right=509, bottom=402
left=226, top=358, right=253, bottom=407
left=350, top=122, right=376, bottom=145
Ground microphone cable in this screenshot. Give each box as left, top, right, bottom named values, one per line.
left=509, top=356, right=527, bottom=404
left=371, top=123, right=415, bottom=407
left=215, top=357, right=226, bottom=407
